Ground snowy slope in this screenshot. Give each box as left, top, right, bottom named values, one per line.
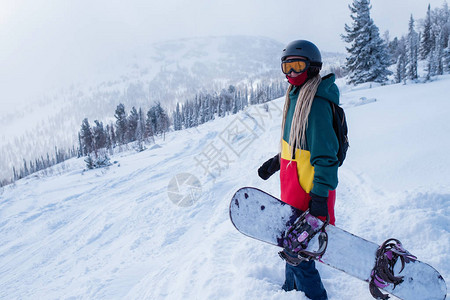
left=0, top=75, right=449, bottom=299
left=0, top=34, right=346, bottom=184
left=0, top=36, right=284, bottom=183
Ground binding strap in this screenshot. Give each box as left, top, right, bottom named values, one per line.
left=369, top=238, right=417, bottom=299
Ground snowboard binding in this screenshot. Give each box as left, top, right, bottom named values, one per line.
left=369, top=238, right=417, bottom=299
left=279, top=210, right=329, bottom=266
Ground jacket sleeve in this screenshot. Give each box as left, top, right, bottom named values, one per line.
left=306, top=97, right=339, bottom=197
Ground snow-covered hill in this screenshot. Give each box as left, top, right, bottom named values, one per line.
left=0, top=35, right=346, bottom=184
left=1, top=74, right=448, bottom=299
left=0, top=36, right=275, bottom=182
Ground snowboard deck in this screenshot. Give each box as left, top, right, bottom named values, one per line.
left=229, top=187, right=447, bottom=300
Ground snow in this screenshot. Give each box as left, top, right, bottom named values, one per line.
left=0, top=36, right=284, bottom=182
left=1, top=75, right=449, bottom=299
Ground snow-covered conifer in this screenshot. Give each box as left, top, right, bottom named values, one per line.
left=434, top=30, right=444, bottom=75
left=84, top=155, right=94, bottom=169
left=135, top=108, right=146, bottom=152
left=406, top=15, right=419, bottom=80
left=192, top=97, right=199, bottom=127
left=342, top=0, right=392, bottom=84
left=420, top=4, right=433, bottom=60
left=396, top=53, right=407, bottom=83
left=127, top=107, right=139, bottom=143
left=92, top=120, right=107, bottom=156
left=12, top=166, right=18, bottom=181
left=109, top=123, right=116, bottom=148
left=22, top=159, right=29, bottom=178
left=78, top=132, right=83, bottom=157
left=105, top=124, right=112, bottom=152
left=145, top=109, right=155, bottom=144
left=173, top=103, right=182, bottom=131
left=156, top=103, right=170, bottom=139
left=114, top=104, right=128, bottom=145
left=199, top=98, right=206, bottom=124
left=444, top=40, right=450, bottom=72
left=80, top=118, right=94, bottom=155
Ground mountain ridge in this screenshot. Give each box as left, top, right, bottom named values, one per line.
left=0, top=35, right=345, bottom=182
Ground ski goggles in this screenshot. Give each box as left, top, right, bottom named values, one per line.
left=281, top=59, right=310, bottom=74
left=281, top=59, right=322, bottom=75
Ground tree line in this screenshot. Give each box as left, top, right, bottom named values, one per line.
left=78, top=102, right=170, bottom=169
left=78, top=79, right=286, bottom=168
left=389, top=2, right=450, bottom=82
left=5, top=146, right=76, bottom=186
left=173, top=80, right=287, bottom=131
left=343, top=0, right=450, bottom=84
left=1, top=77, right=287, bottom=187
left=7, top=1, right=449, bottom=185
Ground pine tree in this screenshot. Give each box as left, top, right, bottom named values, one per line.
left=420, top=4, right=433, bottom=60
left=34, top=159, right=40, bottom=173
left=406, top=15, right=419, bottom=80
left=147, top=105, right=158, bottom=134
left=156, top=102, right=170, bottom=139
left=92, top=120, right=107, bottom=156
left=434, top=30, right=444, bottom=75
left=105, top=124, right=112, bottom=152
left=441, top=2, right=449, bottom=51
left=173, top=103, right=182, bottom=131
left=232, top=96, right=238, bottom=114
left=242, top=87, right=249, bottom=109
left=202, top=94, right=211, bottom=123
left=145, top=110, right=155, bottom=144
left=78, top=132, right=83, bottom=157
left=395, top=38, right=407, bottom=83
left=182, top=102, right=188, bottom=128
left=146, top=107, right=156, bottom=143
left=114, top=103, right=128, bottom=145
left=444, top=39, right=450, bottom=73
left=342, top=0, right=392, bottom=84
left=12, top=166, right=18, bottom=181
left=46, top=153, right=51, bottom=169
left=22, top=159, right=29, bottom=178
left=29, top=160, right=35, bottom=174
left=135, top=108, right=146, bottom=152
left=388, top=37, right=406, bottom=65
left=127, top=106, right=139, bottom=143
left=192, top=97, right=199, bottom=127
left=198, top=98, right=205, bottom=125
left=85, top=155, right=94, bottom=169
left=80, top=118, right=94, bottom=155
left=109, top=123, right=116, bottom=149
left=55, top=146, right=61, bottom=164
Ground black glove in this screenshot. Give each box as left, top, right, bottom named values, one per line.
left=258, top=154, right=280, bottom=180
left=309, top=192, right=328, bottom=218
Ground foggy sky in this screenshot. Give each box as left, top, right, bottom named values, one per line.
left=0, top=0, right=446, bottom=109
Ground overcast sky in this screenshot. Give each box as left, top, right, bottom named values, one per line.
left=0, top=0, right=446, bottom=108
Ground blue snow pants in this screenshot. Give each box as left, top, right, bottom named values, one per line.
left=282, top=260, right=328, bottom=300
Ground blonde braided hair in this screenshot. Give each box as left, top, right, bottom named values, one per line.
left=281, top=74, right=322, bottom=159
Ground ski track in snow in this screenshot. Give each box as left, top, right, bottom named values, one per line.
left=1, top=75, right=450, bottom=299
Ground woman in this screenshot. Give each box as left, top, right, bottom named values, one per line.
left=258, top=40, right=340, bottom=300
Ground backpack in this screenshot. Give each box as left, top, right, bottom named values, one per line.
left=331, top=103, right=349, bottom=166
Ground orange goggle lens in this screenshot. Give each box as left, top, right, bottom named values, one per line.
left=281, top=59, right=308, bottom=74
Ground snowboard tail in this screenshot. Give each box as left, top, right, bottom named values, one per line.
left=229, top=187, right=447, bottom=300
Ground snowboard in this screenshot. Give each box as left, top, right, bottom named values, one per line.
left=229, top=187, right=447, bottom=300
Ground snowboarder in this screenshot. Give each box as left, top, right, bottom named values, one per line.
left=258, top=40, right=340, bottom=300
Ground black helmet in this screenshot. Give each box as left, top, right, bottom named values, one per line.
left=281, top=40, right=322, bottom=68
